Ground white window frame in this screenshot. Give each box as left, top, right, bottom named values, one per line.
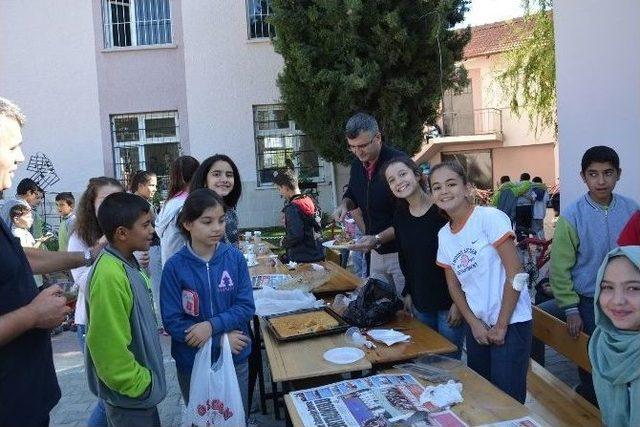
left=102, top=0, right=173, bottom=48
left=253, top=104, right=327, bottom=187
left=246, top=0, right=275, bottom=40
left=111, top=111, right=180, bottom=183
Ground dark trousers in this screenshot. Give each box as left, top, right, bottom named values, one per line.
left=104, top=404, right=160, bottom=427
left=515, top=205, right=533, bottom=232
left=466, top=320, right=532, bottom=403
left=577, top=296, right=597, bottom=406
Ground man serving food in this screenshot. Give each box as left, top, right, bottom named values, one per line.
left=333, top=112, right=407, bottom=296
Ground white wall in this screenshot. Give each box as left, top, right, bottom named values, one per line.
left=0, top=0, right=103, bottom=196
left=554, top=0, right=640, bottom=206
left=463, top=55, right=555, bottom=148
left=180, top=0, right=334, bottom=227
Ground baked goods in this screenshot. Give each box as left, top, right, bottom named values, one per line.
left=334, top=230, right=356, bottom=246
left=276, top=269, right=332, bottom=292
left=269, top=310, right=340, bottom=338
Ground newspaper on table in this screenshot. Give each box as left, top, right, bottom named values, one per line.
left=290, top=373, right=467, bottom=427
left=251, top=274, right=293, bottom=289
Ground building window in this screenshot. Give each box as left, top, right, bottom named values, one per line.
left=253, top=105, right=325, bottom=186
left=102, top=0, right=172, bottom=48
left=110, top=111, right=180, bottom=192
left=247, top=0, right=275, bottom=39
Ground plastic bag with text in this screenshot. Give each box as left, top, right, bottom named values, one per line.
left=182, top=335, right=245, bottom=427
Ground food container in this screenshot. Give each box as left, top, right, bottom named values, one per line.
left=264, top=306, right=349, bottom=342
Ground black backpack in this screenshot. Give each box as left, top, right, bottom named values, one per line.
left=341, top=278, right=404, bottom=327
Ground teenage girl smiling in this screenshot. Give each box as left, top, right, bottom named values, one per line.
left=430, top=161, right=532, bottom=403
left=382, top=157, right=463, bottom=359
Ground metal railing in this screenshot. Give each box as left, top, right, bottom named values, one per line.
left=438, top=108, right=502, bottom=137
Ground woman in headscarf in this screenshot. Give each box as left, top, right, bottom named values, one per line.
left=589, top=245, right=640, bottom=427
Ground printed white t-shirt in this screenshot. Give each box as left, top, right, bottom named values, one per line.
left=436, top=206, right=532, bottom=326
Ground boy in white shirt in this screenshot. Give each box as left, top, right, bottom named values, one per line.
left=10, top=204, right=50, bottom=287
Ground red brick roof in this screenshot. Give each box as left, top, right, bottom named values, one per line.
left=462, top=16, right=534, bottom=59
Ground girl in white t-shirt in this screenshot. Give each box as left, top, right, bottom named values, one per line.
left=430, top=161, right=532, bottom=403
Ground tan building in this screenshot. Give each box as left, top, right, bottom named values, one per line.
left=414, top=17, right=558, bottom=190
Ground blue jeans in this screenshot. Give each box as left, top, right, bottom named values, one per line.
left=413, top=308, right=464, bottom=360
left=466, top=320, right=532, bottom=403
left=76, top=324, right=108, bottom=427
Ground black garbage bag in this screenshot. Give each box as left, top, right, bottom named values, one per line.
left=341, top=278, right=403, bottom=327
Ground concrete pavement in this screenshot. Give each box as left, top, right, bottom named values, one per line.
left=50, top=331, right=282, bottom=427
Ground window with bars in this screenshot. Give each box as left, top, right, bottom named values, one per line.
left=247, top=0, right=275, bottom=39
left=102, top=0, right=172, bottom=48
left=111, top=112, right=180, bottom=193
left=253, top=105, right=326, bottom=186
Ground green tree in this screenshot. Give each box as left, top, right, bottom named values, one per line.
left=497, top=0, right=555, bottom=135
left=270, top=0, right=470, bottom=163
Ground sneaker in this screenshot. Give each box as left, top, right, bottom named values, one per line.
left=247, top=417, right=259, bottom=427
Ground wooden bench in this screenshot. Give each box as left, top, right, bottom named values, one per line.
left=525, top=306, right=601, bottom=426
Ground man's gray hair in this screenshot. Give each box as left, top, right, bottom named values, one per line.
left=345, top=112, right=379, bottom=139
left=0, top=97, right=26, bottom=127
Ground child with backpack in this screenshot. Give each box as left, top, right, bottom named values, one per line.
left=273, top=169, right=324, bottom=263
left=160, top=188, right=255, bottom=414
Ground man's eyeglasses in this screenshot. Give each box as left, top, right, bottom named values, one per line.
left=347, top=134, right=377, bottom=152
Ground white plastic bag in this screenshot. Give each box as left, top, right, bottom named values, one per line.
left=182, top=334, right=245, bottom=427
left=253, top=287, right=323, bottom=316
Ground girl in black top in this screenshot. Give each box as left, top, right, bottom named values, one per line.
left=383, top=157, right=464, bottom=358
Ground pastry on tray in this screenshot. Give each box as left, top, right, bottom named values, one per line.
left=276, top=270, right=332, bottom=292
left=269, top=310, right=340, bottom=338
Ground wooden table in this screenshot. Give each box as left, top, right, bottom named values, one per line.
left=260, top=315, right=457, bottom=383
left=248, top=250, right=361, bottom=418
left=363, top=316, right=457, bottom=365
left=284, top=366, right=552, bottom=427
left=249, top=253, right=361, bottom=295
left=260, top=320, right=371, bottom=383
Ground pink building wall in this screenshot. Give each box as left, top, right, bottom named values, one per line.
left=91, top=0, right=190, bottom=176
left=427, top=51, right=558, bottom=188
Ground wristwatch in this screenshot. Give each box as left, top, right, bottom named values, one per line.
left=374, top=234, right=383, bottom=249
left=84, top=249, right=93, bottom=267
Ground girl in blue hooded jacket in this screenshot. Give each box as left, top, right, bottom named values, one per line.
left=160, top=188, right=255, bottom=413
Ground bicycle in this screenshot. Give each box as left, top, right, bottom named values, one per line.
left=517, top=236, right=553, bottom=304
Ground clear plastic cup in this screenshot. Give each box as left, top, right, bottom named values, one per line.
left=344, top=327, right=367, bottom=347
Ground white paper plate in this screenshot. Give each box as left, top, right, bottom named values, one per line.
left=322, top=239, right=356, bottom=250
left=323, top=347, right=365, bottom=364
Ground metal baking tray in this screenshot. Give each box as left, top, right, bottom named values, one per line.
left=264, top=306, right=350, bottom=342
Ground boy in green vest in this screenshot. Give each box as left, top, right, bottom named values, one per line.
left=85, top=192, right=166, bottom=427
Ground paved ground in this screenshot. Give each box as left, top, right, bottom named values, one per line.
left=50, top=331, right=283, bottom=427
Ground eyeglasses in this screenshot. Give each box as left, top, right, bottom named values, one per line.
left=347, top=134, right=377, bottom=152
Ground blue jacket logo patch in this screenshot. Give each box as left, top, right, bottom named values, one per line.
left=218, top=270, right=234, bottom=291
